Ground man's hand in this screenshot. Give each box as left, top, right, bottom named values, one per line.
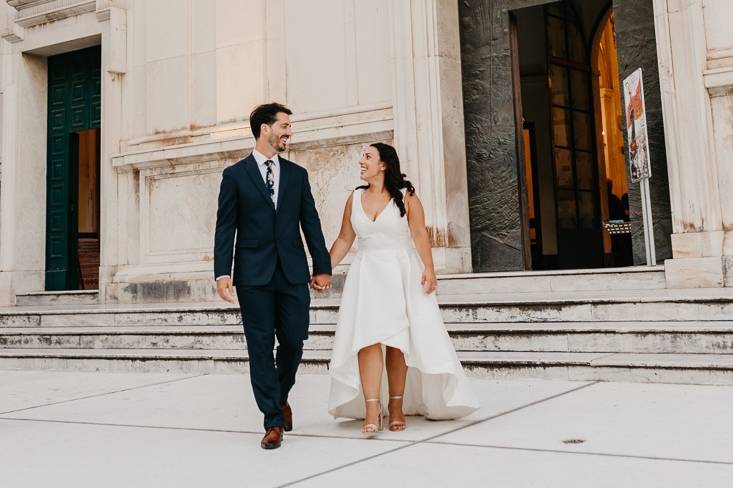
left=310, top=274, right=332, bottom=292
left=216, top=277, right=236, bottom=303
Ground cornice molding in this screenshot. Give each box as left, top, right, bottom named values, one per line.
left=7, top=0, right=96, bottom=28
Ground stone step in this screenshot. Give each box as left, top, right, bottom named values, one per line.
left=0, top=348, right=731, bottom=385
left=4, top=288, right=733, bottom=328
left=0, top=326, right=245, bottom=350
left=12, top=268, right=664, bottom=305
left=317, top=267, right=667, bottom=298
left=2, top=322, right=733, bottom=354
left=434, top=266, right=666, bottom=295
left=457, top=351, right=733, bottom=385
left=15, top=290, right=100, bottom=307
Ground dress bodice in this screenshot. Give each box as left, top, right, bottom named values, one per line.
left=351, top=188, right=411, bottom=252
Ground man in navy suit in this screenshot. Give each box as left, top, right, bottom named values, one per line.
left=214, top=102, right=332, bottom=449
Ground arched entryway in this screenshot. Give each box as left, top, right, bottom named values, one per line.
left=512, top=0, right=633, bottom=270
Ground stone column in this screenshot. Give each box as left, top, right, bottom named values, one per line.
left=654, top=0, right=733, bottom=287
left=390, top=0, right=472, bottom=273
left=97, top=5, right=126, bottom=302
left=0, top=45, right=47, bottom=306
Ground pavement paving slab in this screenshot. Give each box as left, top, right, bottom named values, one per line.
left=435, top=381, right=733, bottom=464
left=291, top=442, right=733, bottom=488
left=0, top=370, right=196, bottom=414
left=1, top=371, right=731, bottom=488
left=0, top=373, right=592, bottom=442
left=0, top=418, right=407, bottom=488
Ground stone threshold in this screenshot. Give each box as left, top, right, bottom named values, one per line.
left=438, top=265, right=665, bottom=280
left=17, top=290, right=99, bottom=297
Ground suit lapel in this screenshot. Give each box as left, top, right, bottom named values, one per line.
left=244, top=154, right=275, bottom=211
left=276, top=158, right=291, bottom=212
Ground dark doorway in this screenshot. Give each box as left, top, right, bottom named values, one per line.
left=512, top=0, right=632, bottom=270
left=45, top=46, right=101, bottom=291
left=459, top=0, right=671, bottom=272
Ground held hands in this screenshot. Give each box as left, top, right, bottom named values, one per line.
left=216, top=277, right=236, bottom=303
left=310, top=273, right=332, bottom=292
left=421, top=268, right=438, bottom=294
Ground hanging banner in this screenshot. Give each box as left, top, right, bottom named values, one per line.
left=623, top=68, right=651, bottom=183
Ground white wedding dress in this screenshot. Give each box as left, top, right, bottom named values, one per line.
left=327, top=188, right=479, bottom=420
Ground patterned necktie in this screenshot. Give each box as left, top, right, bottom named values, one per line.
left=264, top=160, right=275, bottom=203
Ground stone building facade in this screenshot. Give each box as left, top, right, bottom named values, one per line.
left=0, top=0, right=730, bottom=305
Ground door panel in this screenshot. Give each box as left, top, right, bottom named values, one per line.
left=45, top=46, right=101, bottom=291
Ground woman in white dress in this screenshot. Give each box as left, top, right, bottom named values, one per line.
left=327, top=143, right=479, bottom=436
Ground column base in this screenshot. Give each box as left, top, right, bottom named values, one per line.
left=0, top=270, right=45, bottom=306
left=0, top=272, right=15, bottom=306
left=105, top=265, right=218, bottom=304
left=432, top=246, right=472, bottom=274
left=664, top=257, right=726, bottom=288
left=665, top=231, right=733, bottom=288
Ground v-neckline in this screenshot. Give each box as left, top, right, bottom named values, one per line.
left=360, top=189, right=392, bottom=223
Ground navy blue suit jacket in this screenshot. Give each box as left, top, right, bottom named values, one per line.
left=213, top=153, right=331, bottom=286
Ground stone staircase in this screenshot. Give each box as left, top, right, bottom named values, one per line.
left=2, top=267, right=733, bottom=384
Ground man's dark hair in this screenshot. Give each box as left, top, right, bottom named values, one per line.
left=249, top=102, right=292, bottom=139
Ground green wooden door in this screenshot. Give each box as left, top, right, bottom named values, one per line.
left=45, top=46, right=101, bottom=291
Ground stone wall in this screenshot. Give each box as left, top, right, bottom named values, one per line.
left=613, top=0, right=673, bottom=264
left=459, top=0, right=527, bottom=272
left=102, top=0, right=397, bottom=302
left=0, top=0, right=470, bottom=304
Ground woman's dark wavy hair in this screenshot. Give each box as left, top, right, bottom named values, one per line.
left=357, top=143, right=415, bottom=217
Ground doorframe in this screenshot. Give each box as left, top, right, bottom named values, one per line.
left=590, top=7, right=615, bottom=261
left=44, top=45, right=102, bottom=292
left=509, top=12, right=533, bottom=271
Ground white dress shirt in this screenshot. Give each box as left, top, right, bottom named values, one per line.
left=252, top=149, right=280, bottom=207
left=216, top=150, right=281, bottom=282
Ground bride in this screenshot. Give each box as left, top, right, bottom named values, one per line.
left=326, top=142, right=479, bottom=436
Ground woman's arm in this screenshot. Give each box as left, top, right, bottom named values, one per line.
left=405, top=192, right=437, bottom=294
left=329, top=192, right=357, bottom=268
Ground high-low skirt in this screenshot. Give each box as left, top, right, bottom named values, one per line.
left=327, top=246, right=479, bottom=420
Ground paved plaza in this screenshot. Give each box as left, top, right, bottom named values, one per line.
left=1, top=371, right=731, bottom=487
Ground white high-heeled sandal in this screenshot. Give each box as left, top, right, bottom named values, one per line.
left=362, top=398, right=384, bottom=438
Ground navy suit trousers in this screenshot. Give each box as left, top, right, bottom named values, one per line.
left=236, top=259, right=310, bottom=429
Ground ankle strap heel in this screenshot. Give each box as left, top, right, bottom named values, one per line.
left=388, top=395, right=407, bottom=432
left=362, top=398, right=384, bottom=437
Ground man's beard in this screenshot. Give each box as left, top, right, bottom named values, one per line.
left=270, top=135, right=287, bottom=152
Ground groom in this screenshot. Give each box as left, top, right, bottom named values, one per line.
left=214, top=102, right=332, bottom=449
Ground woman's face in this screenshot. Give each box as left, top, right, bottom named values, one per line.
left=358, top=146, right=385, bottom=181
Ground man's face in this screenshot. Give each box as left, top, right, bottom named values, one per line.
left=263, top=112, right=292, bottom=153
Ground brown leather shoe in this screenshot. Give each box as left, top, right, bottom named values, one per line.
left=280, top=402, right=293, bottom=432
left=261, top=427, right=283, bottom=450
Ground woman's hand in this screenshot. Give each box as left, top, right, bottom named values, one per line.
left=421, top=268, right=438, bottom=294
